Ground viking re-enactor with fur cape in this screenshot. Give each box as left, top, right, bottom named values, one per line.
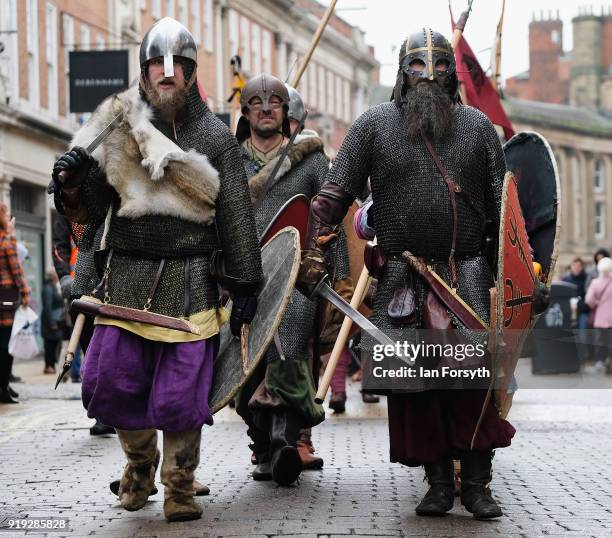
left=50, top=18, right=262, bottom=522
left=234, top=75, right=351, bottom=486
left=298, top=28, right=516, bottom=519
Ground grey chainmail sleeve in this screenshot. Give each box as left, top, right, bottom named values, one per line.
left=212, top=139, right=263, bottom=291
left=325, top=107, right=376, bottom=200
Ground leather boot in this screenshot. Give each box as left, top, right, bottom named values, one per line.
left=116, top=429, right=159, bottom=511
left=162, top=430, right=203, bottom=522
left=269, top=410, right=302, bottom=486
left=415, top=458, right=455, bottom=516
left=297, top=428, right=323, bottom=470
left=248, top=424, right=272, bottom=481
left=460, top=450, right=503, bottom=519
left=329, top=391, right=346, bottom=413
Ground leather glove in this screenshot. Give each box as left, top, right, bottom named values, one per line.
left=230, top=295, right=258, bottom=337
left=295, top=248, right=328, bottom=298
left=59, top=275, right=74, bottom=300
left=52, top=146, right=93, bottom=187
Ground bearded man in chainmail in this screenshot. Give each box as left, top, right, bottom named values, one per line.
left=299, top=28, right=515, bottom=520
left=50, top=18, right=262, bottom=523
left=234, top=75, right=350, bottom=486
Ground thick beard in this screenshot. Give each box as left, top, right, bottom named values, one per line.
left=253, top=122, right=281, bottom=139
left=402, top=82, right=454, bottom=141
left=144, top=79, right=187, bottom=121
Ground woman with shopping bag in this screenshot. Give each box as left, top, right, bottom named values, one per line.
left=0, top=204, right=30, bottom=404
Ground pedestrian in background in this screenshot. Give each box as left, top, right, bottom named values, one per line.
left=586, top=248, right=611, bottom=291
left=585, top=257, right=612, bottom=374
left=0, top=203, right=30, bottom=404
left=41, top=268, right=64, bottom=374
left=563, top=258, right=590, bottom=331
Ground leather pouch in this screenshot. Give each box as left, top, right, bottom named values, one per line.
left=387, top=286, right=415, bottom=322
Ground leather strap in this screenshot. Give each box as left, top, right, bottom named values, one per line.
left=422, top=134, right=458, bottom=288
left=144, top=259, right=166, bottom=311
left=184, top=257, right=191, bottom=318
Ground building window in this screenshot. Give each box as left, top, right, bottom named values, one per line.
left=595, top=202, right=606, bottom=239
left=152, top=0, right=161, bottom=18
left=326, top=70, right=334, bottom=115
left=178, top=0, right=187, bottom=26
left=551, top=30, right=560, bottom=45
left=251, top=24, right=261, bottom=74
left=80, top=24, right=90, bottom=51
left=308, top=64, right=317, bottom=108
left=96, top=35, right=105, bottom=51
left=0, top=0, right=19, bottom=103
left=26, top=0, right=39, bottom=108
left=343, top=79, right=351, bottom=122
left=318, top=65, right=325, bottom=112
left=45, top=3, right=58, bottom=116
left=287, top=48, right=297, bottom=82
left=262, top=30, right=271, bottom=74
left=62, top=14, right=74, bottom=115
left=203, top=0, right=213, bottom=52
left=166, top=0, right=175, bottom=17
left=335, top=74, right=342, bottom=120
left=190, top=0, right=201, bottom=44
left=594, top=159, right=605, bottom=193
left=228, top=10, right=239, bottom=56
left=240, top=16, right=250, bottom=73
left=300, top=64, right=308, bottom=104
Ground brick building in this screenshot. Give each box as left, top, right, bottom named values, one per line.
left=504, top=6, right=612, bottom=276
left=0, top=0, right=378, bottom=308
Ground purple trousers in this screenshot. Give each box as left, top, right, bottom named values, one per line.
left=388, top=390, right=515, bottom=466
left=82, top=325, right=216, bottom=432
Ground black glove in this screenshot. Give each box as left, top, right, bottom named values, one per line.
left=230, top=295, right=258, bottom=337
left=52, top=146, right=93, bottom=186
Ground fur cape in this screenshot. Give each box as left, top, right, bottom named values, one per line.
left=247, top=132, right=326, bottom=202
left=71, top=86, right=220, bottom=225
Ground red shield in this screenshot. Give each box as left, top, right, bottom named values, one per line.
left=260, top=194, right=309, bottom=248
left=494, top=171, right=537, bottom=399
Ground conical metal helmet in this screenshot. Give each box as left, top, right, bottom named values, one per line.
left=240, top=74, right=289, bottom=113
left=285, top=84, right=306, bottom=123
left=140, top=17, right=197, bottom=78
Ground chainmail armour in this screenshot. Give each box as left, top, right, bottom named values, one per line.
left=326, top=102, right=505, bottom=382
left=61, top=84, right=262, bottom=318
left=242, top=142, right=350, bottom=364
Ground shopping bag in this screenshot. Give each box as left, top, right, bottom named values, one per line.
left=9, top=306, right=40, bottom=360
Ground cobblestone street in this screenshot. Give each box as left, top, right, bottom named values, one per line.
left=1, top=359, right=612, bottom=537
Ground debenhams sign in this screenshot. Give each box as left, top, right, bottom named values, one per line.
left=69, top=50, right=129, bottom=113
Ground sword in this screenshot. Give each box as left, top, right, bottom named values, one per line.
left=85, top=112, right=123, bottom=154
left=304, top=277, right=413, bottom=376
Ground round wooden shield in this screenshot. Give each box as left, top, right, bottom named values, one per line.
left=504, top=131, right=561, bottom=287
left=209, top=227, right=300, bottom=414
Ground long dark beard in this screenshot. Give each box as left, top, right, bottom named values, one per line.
left=143, top=79, right=187, bottom=122
left=402, top=82, right=454, bottom=141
